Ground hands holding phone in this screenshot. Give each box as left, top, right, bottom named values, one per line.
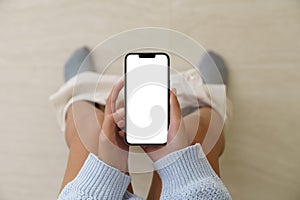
left=98, top=79, right=189, bottom=173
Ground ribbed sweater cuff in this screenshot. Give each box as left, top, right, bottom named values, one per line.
left=154, top=144, right=217, bottom=193
left=69, top=153, right=130, bottom=199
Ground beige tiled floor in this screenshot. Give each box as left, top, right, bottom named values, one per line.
left=0, top=0, right=299, bottom=199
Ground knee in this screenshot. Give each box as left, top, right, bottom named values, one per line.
left=64, top=102, right=105, bottom=149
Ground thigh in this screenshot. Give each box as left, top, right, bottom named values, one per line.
left=147, top=107, right=225, bottom=200
left=59, top=101, right=104, bottom=193
left=184, top=107, right=225, bottom=175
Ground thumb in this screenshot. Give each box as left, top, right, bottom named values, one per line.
left=170, top=88, right=181, bottom=124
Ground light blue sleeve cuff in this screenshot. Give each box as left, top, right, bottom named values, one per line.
left=154, top=144, right=222, bottom=193
left=59, top=153, right=131, bottom=200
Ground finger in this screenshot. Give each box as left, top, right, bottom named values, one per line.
left=116, top=99, right=124, bottom=110
left=118, top=130, right=125, bottom=138
left=104, top=86, right=114, bottom=115
left=110, top=78, right=124, bottom=112
left=113, top=108, right=125, bottom=121
left=117, top=120, right=125, bottom=129
left=105, top=78, right=124, bottom=114
left=170, top=88, right=182, bottom=123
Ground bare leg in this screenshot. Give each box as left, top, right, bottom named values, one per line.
left=59, top=101, right=105, bottom=193
left=147, top=107, right=225, bottom=200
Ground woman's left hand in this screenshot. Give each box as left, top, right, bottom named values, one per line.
left=98, top=79, right=129, bottom=172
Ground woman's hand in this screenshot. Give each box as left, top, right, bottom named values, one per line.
left=98, top=79, right=129, bottom=172
left=142, top=88, right=189, bottom=162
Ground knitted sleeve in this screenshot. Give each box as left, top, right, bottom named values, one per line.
left=154, top=144, right=232, bottom=200
left=57, top=153, right=142, bottom=200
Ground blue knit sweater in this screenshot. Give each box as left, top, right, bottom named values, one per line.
left=58, top=144, right=232, bottom=199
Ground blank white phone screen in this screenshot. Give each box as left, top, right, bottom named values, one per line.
left=125, top=54, right=169, bottom=144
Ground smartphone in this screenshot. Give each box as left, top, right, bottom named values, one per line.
left=124, top=53, right=170, bottom=145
